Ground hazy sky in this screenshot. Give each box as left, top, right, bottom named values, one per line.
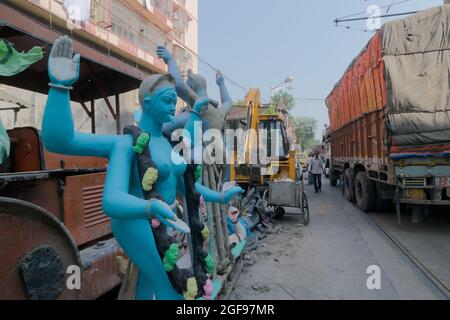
left=198, top=0, right=444, bottom=139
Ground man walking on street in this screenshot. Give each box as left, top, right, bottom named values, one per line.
left=309, top=151, right=324, bottom=193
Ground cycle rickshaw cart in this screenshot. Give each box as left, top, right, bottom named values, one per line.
left=262, top=179, right=310, bottom=225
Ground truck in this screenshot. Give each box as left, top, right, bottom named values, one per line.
left=326, top=5, right=450, bottom=223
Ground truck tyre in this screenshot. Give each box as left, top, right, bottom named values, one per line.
left=355, top=172, right=377, bottom=212
left=330, top=170, right=338, bottom=187
left=344, top=169, right=354, bottom=202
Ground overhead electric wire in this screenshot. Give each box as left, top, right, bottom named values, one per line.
left=334, top=0, right=419, bottom=33
left=295, top=97, right=325, bottom=101
left=335, top=0, right=413, bottom=20
left=335, top=11, right=418, bottom=24
left=386, top=0, right=395, bottom=14
left=294, top=99, right=326, bottom=105
left=195, top=55, right=248, bottom=93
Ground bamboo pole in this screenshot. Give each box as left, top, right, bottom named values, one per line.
left=208, top=165, right=230, bottom=270
left=117, top=260, right=139, bottom=300
left=216, top=167, right=232, bottom=259
left=203, top=168, right=217, bottom=258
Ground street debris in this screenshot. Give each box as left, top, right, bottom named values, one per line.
left=251, top=284, right=271, bottom=293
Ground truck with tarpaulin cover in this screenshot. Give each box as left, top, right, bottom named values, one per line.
left=326, top=5, right=450, bottom=222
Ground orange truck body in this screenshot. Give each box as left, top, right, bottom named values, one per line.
left=327, top=32, right=391, bottom=174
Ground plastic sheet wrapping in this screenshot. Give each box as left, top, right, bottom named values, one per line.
left=0, top=39, right=44, bottom=76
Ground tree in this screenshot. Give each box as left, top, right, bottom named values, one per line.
left=270, top=90, right=295, bottom=112
left=233, top=99, right=246, bottom=106
left=292, top=116, right=320, bottom=151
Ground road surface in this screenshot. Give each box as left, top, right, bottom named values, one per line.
left=228, top=180, right=446, bottom=300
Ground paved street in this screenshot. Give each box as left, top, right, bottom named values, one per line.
left=228, top=180, right=444, bottom=300
left=369, top=207, right=450, bottom=293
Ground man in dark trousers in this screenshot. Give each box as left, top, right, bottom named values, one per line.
left=309, top=151, right=324, bottom=193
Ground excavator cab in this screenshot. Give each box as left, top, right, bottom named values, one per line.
left=230, top=89, right=295, bottom=187
left=258, top=118, right=290, bottom=161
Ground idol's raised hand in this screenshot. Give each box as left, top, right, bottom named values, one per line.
left=156, top=46, right=174, bottom=63
left=48, top=35, right=80, bottom=87
left=216, top=70, right=225, bottom=87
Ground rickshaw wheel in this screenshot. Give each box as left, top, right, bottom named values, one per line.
left=300, top=191, right=310, bottom=226
left=271, top=207, right=286, bottom=220
left=262, top=189, right=285, bottom=220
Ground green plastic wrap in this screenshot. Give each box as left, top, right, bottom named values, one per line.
left=0, top=39, right=44, bottom=76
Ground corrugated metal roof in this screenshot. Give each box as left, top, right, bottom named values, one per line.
left=0, top=86, right=34, bottom=109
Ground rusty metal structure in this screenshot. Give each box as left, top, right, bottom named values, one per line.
left=0, top=0, right=163, bottom=299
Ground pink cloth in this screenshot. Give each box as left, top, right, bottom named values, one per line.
left=203, top=279, right=213, bottom=300
left=199, top=195, right=207, bottom=216
left=151, top=219, right=161, bottom=229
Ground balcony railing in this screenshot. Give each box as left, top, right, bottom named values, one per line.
left=129, top=0, right=173, bottom=31
left=172, top=0, right=196, bottom=22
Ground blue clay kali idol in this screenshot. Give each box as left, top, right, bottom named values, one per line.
left=42, top=36, right=243, bottom=300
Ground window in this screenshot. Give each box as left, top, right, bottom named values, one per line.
left=91, top=0, right=109, bottom=27
left=152, top=0, right=172, bottom=19
left=259, top=120, right=289, bottom=160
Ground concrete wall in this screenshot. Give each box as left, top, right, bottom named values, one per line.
left=185, top=0, right=198, bottom=72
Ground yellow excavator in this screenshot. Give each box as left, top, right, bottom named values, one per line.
left=230, top=88, right=297, bottom=188
left=230, top=88, right=309, bottom=224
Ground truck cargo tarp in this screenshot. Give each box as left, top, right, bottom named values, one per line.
left=382, top=5, right=450, bottom=150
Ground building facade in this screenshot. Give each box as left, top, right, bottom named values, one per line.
left=0, top=0, right=198, bottom=133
